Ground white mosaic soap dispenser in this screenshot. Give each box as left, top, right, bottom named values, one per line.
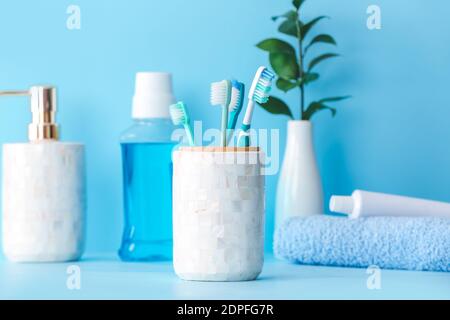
left=0, top=86, right=86, bottom=262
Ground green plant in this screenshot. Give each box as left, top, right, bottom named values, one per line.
left=256, top=0, right=350, bottom=120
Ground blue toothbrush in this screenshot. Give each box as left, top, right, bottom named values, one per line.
left=226, top=80, right=245, bottom=146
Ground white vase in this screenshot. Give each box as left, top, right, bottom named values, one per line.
left=275, top=120, right=324, bottom=229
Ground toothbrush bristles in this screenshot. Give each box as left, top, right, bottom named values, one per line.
left=170, top=101, right=189, bottom=126
left=229, top=86, right=242, bottom=112
left=210, top=80, right=230, bottom=106
left=253, top=68, right=275, bottom=104
left=262, top=69, right=275, bottom=80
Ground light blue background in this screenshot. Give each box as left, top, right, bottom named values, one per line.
left=1, top=0, right=449, bottom=257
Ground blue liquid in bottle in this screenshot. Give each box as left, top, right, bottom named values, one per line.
left=119, top=119, right=175, bottom=261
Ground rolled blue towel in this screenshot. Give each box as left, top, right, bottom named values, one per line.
left=274, top=216, right=450, bottom=272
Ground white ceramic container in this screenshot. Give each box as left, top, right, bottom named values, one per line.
left=172, top=147, right=265, bottom=281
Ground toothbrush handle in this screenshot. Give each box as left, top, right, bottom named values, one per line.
left=226, top=113, right=238, bottom=146
left=236, top=100, right=255, bottom=147
left=227, top=111, right=239, bottom=131
left=221, top=106, right=228, bottom=147
left=242, top=100, right=255, bottom=126
left=238, top=124, right=251, bottom=147
left=184, top=124, right=195, bottom=147
left=226, top=129, right=233, bottom=146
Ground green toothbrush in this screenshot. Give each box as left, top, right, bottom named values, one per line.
left=170, top=101, right=195, bottom=146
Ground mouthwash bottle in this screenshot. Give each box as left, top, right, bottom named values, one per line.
left=119, top=72, right=176, bottom=261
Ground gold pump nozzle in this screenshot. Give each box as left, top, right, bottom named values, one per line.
left=0, top=86, right=59, bottom=141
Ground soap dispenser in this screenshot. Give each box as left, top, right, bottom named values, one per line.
left=0, top=86, right=86, bottom=262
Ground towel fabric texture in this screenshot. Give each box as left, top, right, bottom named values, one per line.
left=274, top=216, right=450, bottom=272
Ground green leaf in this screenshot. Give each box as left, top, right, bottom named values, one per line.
left=308, top=53, right=339, bottom=71
left=272, top=10, right=297, bottom=22
left=278, top=19, right=298, bottom=37
left=301, top=16, right=328, bottom=39
left=319, top=95, right=351, bottom=103
left=269, top=52, right=299, bottom=80
left=303, top=101, right=336, bottom=120
left=256, top=38, right=296, bottom=55
left=299, top=72, right=319, bottom=85
left=305, top=34, right=337, bottom=52
left=258, top=96, right=293, bottom=118
left=276, top=78, right=297, bottom=92
left=292, top=0, right=305, bottom=9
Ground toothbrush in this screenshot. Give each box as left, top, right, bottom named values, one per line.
left=226, top=80, right=245, bottom=146
left=210, top=80, right=232, bottom=147
left=170, top=101, right=195, bottom=146
left=238, top=67, right=275, bottom=147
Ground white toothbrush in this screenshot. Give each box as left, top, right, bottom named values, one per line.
left=238, top=67, right=275, bottom=147
left=210, top=80, right=232, bottom=147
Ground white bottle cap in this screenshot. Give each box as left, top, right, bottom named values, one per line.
left=329, top=196, right=354, bottom=215
left=132, top=72, right=176, bottom=119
